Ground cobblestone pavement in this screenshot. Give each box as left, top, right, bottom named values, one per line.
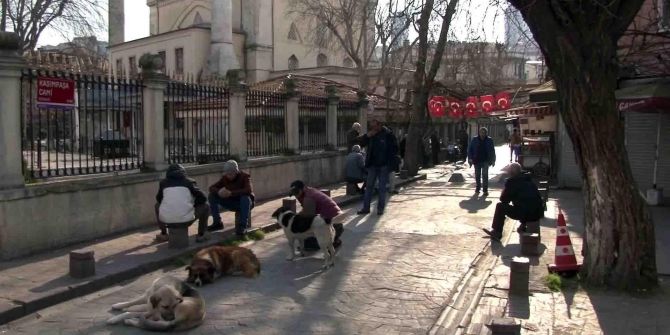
left=2, top=162, right=507, bottom=335
left=465, top=190, right=670, bottom=335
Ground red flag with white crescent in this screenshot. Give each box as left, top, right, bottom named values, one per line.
left=495, top=91, right=511, bottom=110
left=449, top=100, right=462, bottom=118
left=428, top=96, right=447, bottom=117
left=480, top=95, right=495, bottom=114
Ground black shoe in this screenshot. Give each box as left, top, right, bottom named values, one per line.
left=475, top=189, right=481, bottom=194
left=357, top=210, right=370, bottom=215
left=482, top=191, right=489, bottom=196
left=482, top=228, right=502, bottom=241
left=377, top=209, right=384, bottom=216
left=207, top=223, right=224, bottom=232
left=333, top=240, right=342, bottom=249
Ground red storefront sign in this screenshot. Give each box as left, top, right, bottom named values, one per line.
left=37, top=77, right=76, bottom=107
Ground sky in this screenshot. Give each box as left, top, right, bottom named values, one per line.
left=37, top=0, right=506, bottom=47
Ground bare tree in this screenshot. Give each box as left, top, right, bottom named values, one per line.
left=404, top=0, right=459, bottom=176
left=1, top=0, right=8, bottom=31
left=3, top=0, right=104, bottom=52
left=508, top=0, right=657, bottom=289
left=618, top=1, right=670, bottom=76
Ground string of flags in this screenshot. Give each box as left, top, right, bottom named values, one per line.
left=428, top=92, right=511, bottom=118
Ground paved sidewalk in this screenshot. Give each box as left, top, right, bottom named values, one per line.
left=1, top=163, right=505, bottom=334
left=465, top=190, right=670, bottom=335
left=0, top=175, right=425, bottom=325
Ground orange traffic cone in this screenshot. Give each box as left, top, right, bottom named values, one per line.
left=548, top=210, right=581, bottom=276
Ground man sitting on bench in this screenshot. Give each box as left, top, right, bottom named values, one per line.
left=483, top=162, right=544, bottom=241
left=155, top=164, right=210, bottom=243
left=207, top=160, right=255, bottom=238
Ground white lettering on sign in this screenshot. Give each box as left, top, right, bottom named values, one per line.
left=38, top=80, right=71, bottom=90
left=38, top=89, right=53, bottom=97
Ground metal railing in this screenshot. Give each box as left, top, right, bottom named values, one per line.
left=21, top=69, right=144, bottom=179
left=164, top=81, right=230, bottom=164
left=337, top=100, right=359, bottom=148
left=298, top=96, right=329, bottom=152
left=245, top=90, right=288, bottom=157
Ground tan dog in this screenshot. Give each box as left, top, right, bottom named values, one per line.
left=106, top=275, right=205, bottom=331
left=186, top=246, right=260, bottom=286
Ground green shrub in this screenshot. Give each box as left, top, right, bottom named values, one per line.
left=545, top=273, right=562, bottom=292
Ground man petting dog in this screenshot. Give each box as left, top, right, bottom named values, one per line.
left=155, top=164, right=210, bottom=243
left=207, top=160, right=255, bottom=238
left=482, top=162, right=544, bottom=241
left=289, top=180, right=343, bottom=250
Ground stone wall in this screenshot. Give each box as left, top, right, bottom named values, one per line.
left=0, top=151, right=346, bottom=260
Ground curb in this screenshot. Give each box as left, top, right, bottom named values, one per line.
left=0, top=173, right=426, bottom=325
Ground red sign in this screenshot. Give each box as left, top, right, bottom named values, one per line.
left=428, top=96, right=447, bottom=117
left=495, top=91, right=511, bottom=110
left=449, top=100, right=463, bottom=118
left=480, top=95, right=495, bottom=114
left=37, top=77, right=75, bottom=107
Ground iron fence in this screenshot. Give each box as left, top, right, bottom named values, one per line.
left=245, top=90, right=288, bottom=156
left=164, top=82, right=230, bottom=164
left=298, top=96, right=329, bottom=152
left=337, top=100, right=359, bottom=148
left=21, top=69, right=144, bottom=179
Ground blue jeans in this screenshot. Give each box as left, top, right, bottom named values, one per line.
left=362, top=165, right=390, bottom=212
left=474, top=164, right=489, bottom=192
left=208, top=193, right=253, bottom=234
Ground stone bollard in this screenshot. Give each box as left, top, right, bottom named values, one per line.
left=448, top=172, right=465, bottom=183
left=525, top=220, right=541, bottom=235
left=346, top=183, right=359, bottom=196
left=168, top=225, right=189, bottom=249
left=489, top=317, right=521, bottom=335
left=509, top=257, right=530, bottom=295
left=282, top=198, right=297, bottom=212
left=399, top=169, right=409, bottom=179
left=521, top=233, right=541, bottom=256
left=69, top=249, right=95, bottom=278
left=320, top=189, right=331, bottom=197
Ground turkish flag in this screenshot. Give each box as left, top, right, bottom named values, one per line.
left=480, top=95, right=495, bottom=114
left=465, top=96, right=479, bottom=113
left=496, top=91, right=511, bottom=110
left=428, top=96, right=447, bottom=117
left=449, top=100, right=462, bottom=118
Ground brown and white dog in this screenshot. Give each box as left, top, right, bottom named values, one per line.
left=186, top=246, right=260, bottom=286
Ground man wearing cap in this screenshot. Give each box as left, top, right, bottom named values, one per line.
left=289, top=180, right=343, bottom=249
left=347, top=122, right=363, bottom=153
left=467, top=127, right=496, bottom=195
left=482, top=162, right=544, bottom=241
left=207, top=160, right=255, bottom=237
left=155, top=164, right=210, bottom=243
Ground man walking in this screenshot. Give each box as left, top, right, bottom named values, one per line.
left=207, top=160, right=255, bottom=238
left=509, top=128, right=522, bottom=162
left=483, top=163, right=544, bottom=241
left=357, top=119, right=399, bottom=216
left=467, top=127, right=496, bottom=195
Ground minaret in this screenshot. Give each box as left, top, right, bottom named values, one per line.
left=108, top=0, right=125, bottom=45
left=208, top=0, right=240, bottom=76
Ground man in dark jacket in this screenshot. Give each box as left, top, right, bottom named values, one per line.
left=357, top=119, right=399, bottom=215
left=155, top=164, right=209, bottom=243
left=483, top=163, right=544, bottom=240
left=346, top=122, right=362, bottom=152
left=467, top=127, right=496, bottom=195
left=207, top=160, right=255, bottom=237
left=458, top=129, right=469, bottom=161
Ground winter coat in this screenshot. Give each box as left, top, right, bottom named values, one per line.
left=297, top=186, right=343, bottom=220
left=345, top=151, right=367, bottom=180
left=346, top=129, right=360, bottom=152
left=209, top=171, right=255, bottom=202
left=467, top=136, right=496, bottom=165
left=156, top=165, right=207, bottom=224
left=500, top=173, right=544, bottom=220
left=359, top=126, right=400, bottom=169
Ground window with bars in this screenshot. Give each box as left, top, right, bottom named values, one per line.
left=175, top=48, right=184, bottom=75
left=288, top=55, right=299, bottom=70
left=128, top=56, right=137, bottom=76
left=317, top=53, right=328, bottom=67
left=288, top=22, right=300, bottom=41
left=158, top=51, right=166, bottom=73
left=116, top=58, right=124, bottom=77
left=661, top=0, right=670, bottom=30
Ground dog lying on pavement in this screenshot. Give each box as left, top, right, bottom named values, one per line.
left=271, top=206, right=336, bottom=269
left=106, top=275, right=205, bottom=331
left=186, top=245, right=261, bottom=286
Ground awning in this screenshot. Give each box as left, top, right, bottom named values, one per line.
left=616, top=82, right=670, bottom=112
left=529, top=81, right=557, bottom=103
left=506, top=105, right=555, bottom=117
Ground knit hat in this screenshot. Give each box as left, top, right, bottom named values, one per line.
left=222, top=160, right=239, bottom=174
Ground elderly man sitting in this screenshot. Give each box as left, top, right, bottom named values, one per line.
left=482, top=162, right=544, bottom=241
left=345, top=145, right=367, bottom=193
left=207, top=160, right=255, bottom=238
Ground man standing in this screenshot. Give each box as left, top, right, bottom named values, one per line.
left=467, top=127, right=496, bottom=195
left=155, top=164, right=210, bottom=243
left=346, top=122, right=363, bottom=152
left=483, top=163, right=544, bottom=241
left=357, top=119, right=399, bottom=215
left=207, top=160, right=255, bottom=237
left=289, top=180, right=344, bottom=249
left=345, top=145, right=367, bottom=193
left=508, top=128, right=522, bottom=162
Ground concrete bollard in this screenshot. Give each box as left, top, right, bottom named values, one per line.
left=509, top=257, right=530, bottom=295
left=69, top=249, right=95, bottom=278
left=168, top=226, right=189, bottom=249
left=448, top=172, right=465, bottom=183
left=282, top=198, right=297, bottom=212
left=346, top=183, right=359, bottom=196
left=489, top=317, right=521, bottom=335
left=525, top=220, right=541, bottom=235
left=320, top=189, right=331, bottom=197
left=521, top=233, right=541, bottom=256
